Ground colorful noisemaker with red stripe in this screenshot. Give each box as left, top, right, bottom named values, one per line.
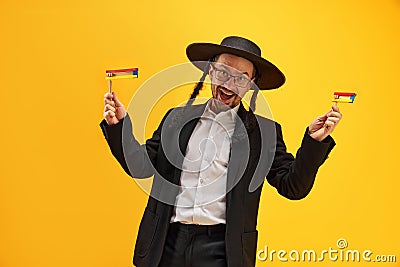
left=333, top=92, right=357, bottom=103
left=106, top=68, right=138, bottom=80
left=105, top=68, right=139, bottom=93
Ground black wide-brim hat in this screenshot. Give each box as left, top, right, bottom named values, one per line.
left=186, top=36, right=285, bottom=90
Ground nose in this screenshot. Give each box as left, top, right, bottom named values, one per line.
left=222, top=76, right=236, bottom=91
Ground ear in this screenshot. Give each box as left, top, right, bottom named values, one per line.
left=208, top=63, right=213, bottom=76
left=250, top=71, right=261, bottom=90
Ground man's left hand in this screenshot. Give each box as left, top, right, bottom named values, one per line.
left=308, top=104, right=342, bottom=142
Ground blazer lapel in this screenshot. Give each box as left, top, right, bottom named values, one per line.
left=178, top=104, right=206, bottom=154
left=226, top=103, right=252, bottom=210
left=170, top=103, right=207, bottom=185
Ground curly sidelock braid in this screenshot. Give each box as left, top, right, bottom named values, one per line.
left=244, top=80, right=260, bottom=132
left=185, top=61, right=211, bottom=107
left=169, top=60, right=212, bottom=128
left=241, top=65, right=260, bottom=132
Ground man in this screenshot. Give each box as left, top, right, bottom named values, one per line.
left=100, top=36, right=342, bottom=267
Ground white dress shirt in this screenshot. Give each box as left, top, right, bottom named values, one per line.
left=171, top=101, right=239, bottom=225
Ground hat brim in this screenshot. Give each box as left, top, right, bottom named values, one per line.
left=186, top=42, right=285, bottom=90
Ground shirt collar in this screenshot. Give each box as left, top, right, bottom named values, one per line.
left=203, top=99, right=240, bottom=122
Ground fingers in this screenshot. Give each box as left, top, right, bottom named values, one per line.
left=332, top=103, right=340, bottom=112
left=112, top=92, right=124, bottom=107
left=326, top=116, right=341, bottom=124
left=104, top=102, right=116, bottom=121
left=104, top=103, right=116, bottom=113
left=329, top=104, right=342, bottom=119
left=104, top=109, right=116, bottom=118
left=323, top=111, right=341, bottom=131
left=103, top=92, right=124, bottom=107
left=103, top=109, right=117, bottom=125
left=324, top=120, right=335, bottom=129
left=103, top=91, right=127, bottom=123
left=104, top=92, right=113, bottom=101
left=324, top=117, right=339, bottom=127
left=103, top=92, right=117, bottom=125
left=319, top=104, right=341, bottom=118
left=309, top=104, right=343, bottom=141
left=326, top=105, right=342, bottom=119
left=104, top=93, right=115, bottom=106
left=311, top=105, right=342, bottom=132
left=104, top=98, right=114, bottom=107
left=326, top=111, right=342, bottom=121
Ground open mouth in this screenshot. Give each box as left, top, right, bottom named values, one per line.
left=218, top=86, right=236, bottom=102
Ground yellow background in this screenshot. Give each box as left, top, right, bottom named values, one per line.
left=1, top=0, right=399, bottom=266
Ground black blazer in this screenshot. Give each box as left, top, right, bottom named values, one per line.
left=100, top=103, right=335, bottom=267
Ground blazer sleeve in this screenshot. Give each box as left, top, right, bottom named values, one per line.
left=99, top=110, right=171, bottom=178
left=266, top=123, right=336, bottom=200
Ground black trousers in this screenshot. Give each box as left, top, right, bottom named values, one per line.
left=158, top=222, right=227, bottom=267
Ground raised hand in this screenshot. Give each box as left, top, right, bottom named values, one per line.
left=103, top=92, right=127, bottom=125
left=308, top=104, right=342, bottom=141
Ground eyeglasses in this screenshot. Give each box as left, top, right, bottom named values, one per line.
left=211, top=64, right=253, bottom=88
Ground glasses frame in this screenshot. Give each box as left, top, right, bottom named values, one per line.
left=210, top=63, right=254, bottom=88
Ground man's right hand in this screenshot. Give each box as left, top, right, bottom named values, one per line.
left=103, top=92, right=127, bottom=125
